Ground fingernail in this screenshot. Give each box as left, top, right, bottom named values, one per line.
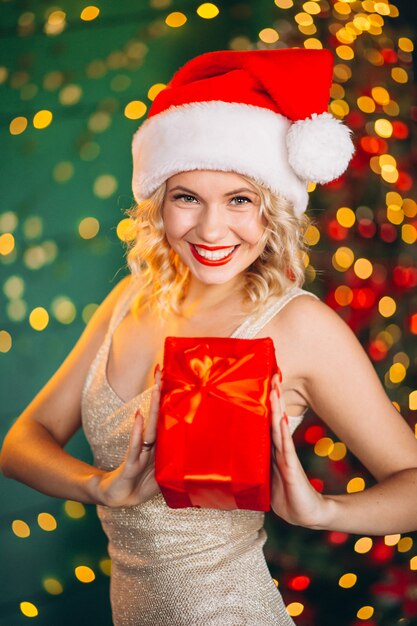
left=272, top=379, right=280, bottom=398
left=153, top=363, right=161, bottom=378
left=135, top=409, right=141, bottom=419
left=283, top=412, right=289, bottom=425
left=277, top=366, right=282, bottom=383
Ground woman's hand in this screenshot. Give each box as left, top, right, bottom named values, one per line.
left=270, top=373, right=330, bottom=529
left=95, top=368, right=162, bottom=508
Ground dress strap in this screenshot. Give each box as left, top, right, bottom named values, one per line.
left=232, top=286, right=320, bottom=339
left=106, top=274, right=141, bottom=339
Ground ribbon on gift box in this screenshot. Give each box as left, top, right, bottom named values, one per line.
left=155, top=337, right=278, bottom=510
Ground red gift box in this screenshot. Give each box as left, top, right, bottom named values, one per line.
left=155, top=336, right=278, bottom=511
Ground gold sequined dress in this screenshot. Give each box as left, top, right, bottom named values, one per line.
left=81, top=279, right=319, bottom=625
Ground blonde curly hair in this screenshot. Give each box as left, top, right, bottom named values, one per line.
left=124, top=174, right=315, bottom=318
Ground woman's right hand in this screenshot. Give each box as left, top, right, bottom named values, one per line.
left=95, top=368, right=162, bottom=508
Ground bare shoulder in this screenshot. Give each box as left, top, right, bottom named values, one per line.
left=8, top=274, right=136, bottom=447
left=272, top=292, right=417, bottom=481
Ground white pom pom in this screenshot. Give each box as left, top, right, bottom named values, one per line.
left=286, top=112, right=355, bottom=184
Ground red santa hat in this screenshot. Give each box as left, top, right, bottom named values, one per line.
left=131, top=48, right=355, bottom=217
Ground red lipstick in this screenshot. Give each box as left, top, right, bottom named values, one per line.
left=189, top=243, right=239, bottom=267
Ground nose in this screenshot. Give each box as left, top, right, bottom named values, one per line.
left=195, top=203, right=229, bottom=243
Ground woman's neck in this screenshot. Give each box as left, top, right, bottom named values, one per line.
left=179, top=275, right=245, bottom=318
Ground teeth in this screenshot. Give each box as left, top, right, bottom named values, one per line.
left=194, top=245, right=236, bottom=261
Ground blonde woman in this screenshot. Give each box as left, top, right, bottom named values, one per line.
left=2, top=49, right=417, bottom=626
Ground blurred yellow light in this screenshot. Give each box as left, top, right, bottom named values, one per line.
left=303, top=1, right=321, bottom=14
left=229, top=36, right=252, bottom=51
left=259, top=28, right=279, bottom=43
left=366, top=48, right=384, bottom=65
left=379, top=154, right=396, bottom=167
left=314, top=437, right=334, bottom=457
left=64, top=500, right=87, bottom=519
left=330, top=99, right=350, bottom=118
left=381, top=168, right=399, bottom=184
left=333, top=246, right=355, bottom=271
left=52, top=297, right=76, bottom=325
left=330, top=83, right=345, bottom=99
left=362, top=1, right=376, bottom=11
left=389, top=4, right=399, bottom=17
left=274, top=0, right=293, bottom=7
left=304, top=224, right=320, bottom=246
left=298, top=23, right=317, bottom=35
left=410, top=556, right=417, bottom=570
left=9, top=116, right=28, bottom=135
left=337, top=207, right=355, bottom=228
left=196, top=3, right=219, bottom=18
left=383, top=99, right=400, bottom=116
left=391, top=67, right=408, bottom=83
left=357, top=606, right=374, bottom=620
left=354, top=258, right=373, bottom=280
left=338, top=31, right=356, bottom=45
left=33, top=109, right=53, bottom=129
left=295, top=12, right=313, bottom=25
left=398, top=37, right=414, bottom=52
left=384, top=534, right=400, bottom=546
left=339, top=573, right=357, bottom=588
left=378, top=296, right=396, bottom=318
left=353, top=14, right=371, bottom=30
left=336, top=45, right=354, bottom=60
left=124, top=100, right=147, bottom=119
left=403, top=198, right=417, bottom=217
left=286, top=602, right=304, bottom=617
left=0, top=330, right=12, bottom=353
left=20, top=602, right=38, bottom=618
left=398, top=536, right=413, bottom=552
left=402, top=224, right=417, bottom=245
left=304, top=37, right=323, bottom=50
left=80, top=6, right=100, bottom=21
left=357, top=96, right=375, bottom=113
left=369, top=13, right=384, bottom=26
left=374, top=118, right=393, bottom=138
left=328, top=441, right=347, bottom=461
left=333, top=64, right=352, bottom=82
left=99, top=557, right=112, bottom=576
left=82, top=303, right=98, bottom=324
left=386, top=191, right=402, bottom=207
left=79, top=217, right=100, bottom=240
left=374, top=2, right=390, bottom=15
left=29, top=307, right=49, bottom=331
left=43, top=577, right=64, bottom=595
left=165, top=12, right=187, bottom=27
left=372, top=86, right=390, bottom=105
left=38, top=512, right=57, bottom=531
left=117, top=218, right=136, bottom=242
left=334, top=2, right=351, bottom=15
left=347, top=477, right=365, bottom=493
left=75, top=566, right=95, bottom=583
left=12, top=519, right=31, bottom=537
left=354, top=537, right=373, bottom=553
left=334, top=285, right=353, bottom=306
left=0, top=233, right=15, bottom=255
left=389, top=362, right=406, bottom=384
left=148, top=83, right=166, bottom=100
left=93, top=174, right=118, bottom=199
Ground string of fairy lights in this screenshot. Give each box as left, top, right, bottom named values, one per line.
left=1, top=1, right=416, bottom=624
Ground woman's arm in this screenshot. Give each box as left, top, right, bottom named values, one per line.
left=270, top=296, right=417, bottom=535
left=0, top=275, right=133, bottom=504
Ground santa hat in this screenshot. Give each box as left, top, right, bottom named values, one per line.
left=131, top=49, right=355, bottom=217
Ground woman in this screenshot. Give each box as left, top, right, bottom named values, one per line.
left=2, top=49, right=417, bottom=626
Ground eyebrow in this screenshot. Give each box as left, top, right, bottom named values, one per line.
left=168, top=185, right=259, bottom=197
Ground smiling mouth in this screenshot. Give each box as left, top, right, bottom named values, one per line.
left=189, top=243, right=240, bottom=266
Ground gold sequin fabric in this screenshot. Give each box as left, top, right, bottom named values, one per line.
left=81, top=279, right=319, bottom=625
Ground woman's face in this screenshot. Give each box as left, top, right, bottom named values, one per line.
left=162, top=170, right=266, bottom=285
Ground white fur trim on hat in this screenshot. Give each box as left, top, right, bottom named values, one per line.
left=132, top=101, right=309, bottom=217
left=131, top=102, right=354, bottom=217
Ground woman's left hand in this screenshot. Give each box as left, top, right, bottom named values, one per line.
left=270, top=372, right=329, bottom=529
